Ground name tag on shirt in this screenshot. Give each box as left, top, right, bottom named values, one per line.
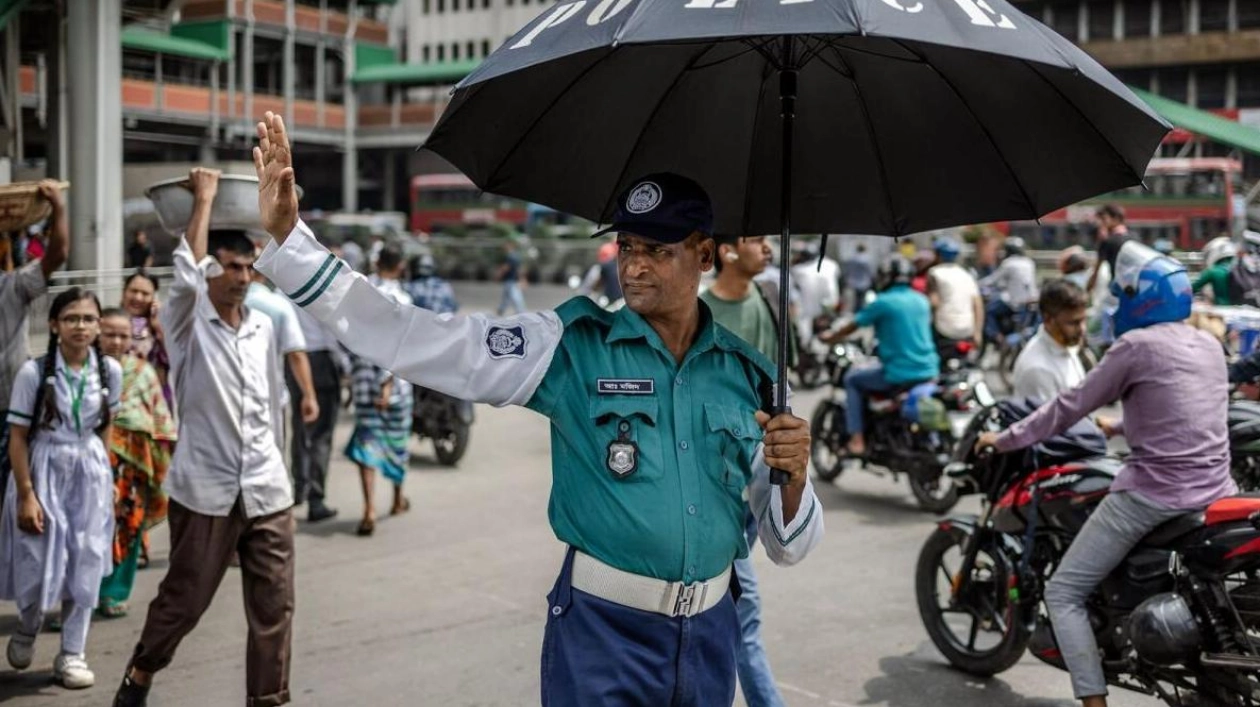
left=597, top=379, right=655, bottom=396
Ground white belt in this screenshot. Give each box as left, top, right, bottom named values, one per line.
left=569, top=550, right=732, bottom=619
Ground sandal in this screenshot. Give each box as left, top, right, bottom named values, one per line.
left=390, top=497, right=411, bottom=516
left=356, top=518, right=376, bottom=537
left=97, top=601, right=128, bottom=619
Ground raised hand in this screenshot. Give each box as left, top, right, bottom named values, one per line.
left=253, top=111, right=300, bottom=242
left=36, top=179, right=63, bottom=209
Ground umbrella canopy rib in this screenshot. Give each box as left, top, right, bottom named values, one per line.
left=892, top=40, right=1038, bottom=221
left=598, top=43, right=718, bottom=224
left=1022, top=59, right=1146, bottom=188
left=826, top=44, right=900, bottom=237
left=737, top=52, right=776, bottom=235
left=483, top=49, right=614, bottom=195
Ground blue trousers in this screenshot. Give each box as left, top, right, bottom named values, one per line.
left=542, top=548, right=740, bottom=707
left=843, top=364, right=894, bottom=435
left=498, top=281, right=526, bottom=315
left=735, top=513, right=785, bottom=707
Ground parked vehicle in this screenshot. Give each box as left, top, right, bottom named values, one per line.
left=412, top=387, right=474, bottom=466
left=810, top=339, right=993, bottom=513
left=917, top=400, right=1260, bottom=706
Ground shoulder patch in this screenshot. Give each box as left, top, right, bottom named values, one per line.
left=486, top=325, right=527, bottom=359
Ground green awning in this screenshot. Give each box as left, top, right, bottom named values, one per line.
left=1131, top=87, right=1260, bottom=156
left=0, top=0, right=29, bottom=31
left=121, top=26, right=230, bottom=62
left=351, top=59, right=480, bottom=86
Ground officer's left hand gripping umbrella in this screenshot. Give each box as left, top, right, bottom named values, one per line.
left=422, top=0, right=1169, bottom=484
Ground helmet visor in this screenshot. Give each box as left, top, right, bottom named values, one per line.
left=1112, top=241, right=1184, bottom=297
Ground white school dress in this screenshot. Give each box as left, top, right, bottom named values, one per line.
left=0, top=349, right=121, bottom=611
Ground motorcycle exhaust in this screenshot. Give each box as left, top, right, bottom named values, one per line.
left=1200, top=652, right=1260, bottom=670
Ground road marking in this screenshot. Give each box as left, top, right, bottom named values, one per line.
left=777, top=682, right=862, bottom=706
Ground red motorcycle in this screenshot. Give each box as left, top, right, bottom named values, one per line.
left=916, top=399, right=1260, bottom=706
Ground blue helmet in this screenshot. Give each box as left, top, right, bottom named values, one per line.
left=1110, top=241, right=1192, bottom=337
left=934, top=237, right=962, bottom=263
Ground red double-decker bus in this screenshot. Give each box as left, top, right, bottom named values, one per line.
left=1005, top=157, right=1244, bottom=250
left=409, top=173, right=529, bottom=234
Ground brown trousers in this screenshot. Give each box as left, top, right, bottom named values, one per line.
left=131, top=499, right=295, bottom=707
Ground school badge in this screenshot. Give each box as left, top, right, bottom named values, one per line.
left=606, top=419, right=639, bottom=479
left=485, top=325, right=527, bottom=359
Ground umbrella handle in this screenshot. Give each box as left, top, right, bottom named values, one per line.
left=769, top=402, right=792, bottom=486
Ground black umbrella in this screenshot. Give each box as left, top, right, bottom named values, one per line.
left=423, top=0, right=1169, bottom=483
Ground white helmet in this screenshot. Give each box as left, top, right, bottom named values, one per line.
left=1204, top=236, right=1237, bottom=269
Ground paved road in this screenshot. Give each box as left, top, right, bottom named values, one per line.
left=1, top=283, right=1155, bottom=706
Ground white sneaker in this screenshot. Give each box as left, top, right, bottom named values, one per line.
left=6, top=633, right=34, bottom=670
left=53, top=652, right=95, bottom=689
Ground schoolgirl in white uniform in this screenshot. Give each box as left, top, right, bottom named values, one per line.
left=2, top=287, right=121, bottom=689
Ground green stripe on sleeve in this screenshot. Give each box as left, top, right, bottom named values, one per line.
left=287, top=254, right=336, bottom=301
left=295, top=261, right=344, bottom=308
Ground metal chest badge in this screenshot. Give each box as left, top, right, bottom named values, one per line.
left=606, top=419, right=639, bottom=479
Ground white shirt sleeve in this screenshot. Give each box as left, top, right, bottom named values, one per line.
left=274, top=299, right=307, bottom=355
left=160, top=235, right=212, bottom=352
left=5, top=360, right=40, bottom=426
left=747, top=446, right=824, bottom=566
left=255, top=220, right=564, bottom=407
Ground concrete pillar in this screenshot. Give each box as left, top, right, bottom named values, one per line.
left=67, top=0, right=123, bottom=274
left=45, top=4, right=67, bottom=180
left=284, top=0, right=295, bottom=120
left=244, top=0, right=255, bottom=127
left=342, top=0, right=358, bottom=212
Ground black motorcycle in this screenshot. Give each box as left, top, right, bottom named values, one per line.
left=917, top=400, right=1260, bottom=706
left=1229, top=399, right=1260, bottom=492
left=411, top=387, right=474, bottom=466
left=810, top=339, right=992, bottom=513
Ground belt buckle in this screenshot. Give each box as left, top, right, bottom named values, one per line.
left=672, top=582, right=702, bottom=618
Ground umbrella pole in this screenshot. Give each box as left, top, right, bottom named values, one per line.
left=770, top=40, right=798, bottom=487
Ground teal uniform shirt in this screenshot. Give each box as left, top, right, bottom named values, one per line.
left=257, top=221, right=824, bottom=588
left=526, top=298, right=783, bottom=583
left=854, top=284, right=940, bottom=384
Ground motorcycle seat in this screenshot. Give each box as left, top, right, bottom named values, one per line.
left=1140, top=512, right=1206, bottom=548
left=869, top=379, right=936, bottom=401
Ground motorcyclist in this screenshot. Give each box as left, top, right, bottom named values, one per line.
left=1010, top=278, right=1088, bottom=402
left=979, top=236, right=1037, bottom=344
left=977, top=242, right=1235, bottom=707
left=1193, top=236, right=1237, bottom=306
left=819, top=255, right=939, bottom=457
left=405, top=253, right=459, bottom=315
left=925, top=237, right=983, bottom=357
left=1057, top=246, right=1091, bottom=291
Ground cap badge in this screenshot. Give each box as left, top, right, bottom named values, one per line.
left=625, top=182, right=662, bottom=214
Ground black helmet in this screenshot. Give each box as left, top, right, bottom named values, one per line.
left=1003, top=236, right=1027, bottom=258
left=1128, top=592, right=1202, bottom=667
left=876, top=255, right=914, bottom=291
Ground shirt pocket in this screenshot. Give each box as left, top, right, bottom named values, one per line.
left=588, top=397, right=661, bottom=482
left=703, top=402, right=762, bottom=492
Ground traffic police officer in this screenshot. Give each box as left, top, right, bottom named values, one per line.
left=251, top=112, right=824, bottom=706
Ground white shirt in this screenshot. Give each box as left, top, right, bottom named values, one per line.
left=255, top=220, right=823, bottom=567
left=160, top=237, right=290, bottom=518
left=1011, top=326, right=1087, bottom=403
left=928, top=263, right=980, bottom=340
left=791, top=258, right=841, bottom=323
left=983, top=255, right=1038, bottom=306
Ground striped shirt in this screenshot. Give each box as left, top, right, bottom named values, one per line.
left=0, top=260, right=48, bottom=411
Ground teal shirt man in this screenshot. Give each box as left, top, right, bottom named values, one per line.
left=853, top=283, right=939, bottom=384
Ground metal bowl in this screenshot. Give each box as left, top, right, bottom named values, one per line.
left=144, top=174, right=303, bottom=234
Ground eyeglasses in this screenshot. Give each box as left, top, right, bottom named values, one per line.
left=58, top=315, right=100, bottom=327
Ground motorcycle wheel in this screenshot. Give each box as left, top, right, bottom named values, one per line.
left=794, top=361, right=825, bottom=391
left=909, top=472, right=960, bottom=514
left=433, top=421, right=471, bottom=466
left=915, top=527, right=1031, bottom=677
left=810, top=402, right=849, bottom=482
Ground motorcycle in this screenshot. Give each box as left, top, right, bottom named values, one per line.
left=809, top=338, right=993, bottom=513
left=1229, top=399, right=1260, bottom=491
left=917, top=399, right=1260, bottom=706
left=794, top=314, right=840, bottom=390
left=411, top=387, right=475, bottom=466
